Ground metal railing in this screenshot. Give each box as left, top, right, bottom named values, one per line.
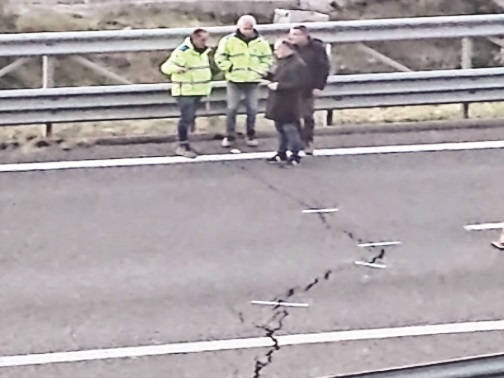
left=325, top=353, right=504, bottom=378
left=2, top=14, right=504, bottom=133
left=2, top=14, right=504, bottom=56
left=2, top=67, right=504, bottom=126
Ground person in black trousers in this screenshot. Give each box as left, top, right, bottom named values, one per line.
left=289, top=25, right=330, bottom=155
left=264, top=39, right=308, bottom=166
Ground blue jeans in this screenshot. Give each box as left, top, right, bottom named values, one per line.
left=226, top=82, right=259, bottom=140
left=176, top=96, right=201, bottom=144
left=275, top=121, right=303, bottom=155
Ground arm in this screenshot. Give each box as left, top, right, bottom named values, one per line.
left=262, top=71, right=274, bottom=81
left=313, top=43, right=330, bottom=90
left=160, top=48, right=186, bottom=76
left=277, top=61, right=307, bottom=91
left=214, top=37, right=232, bottom=72
left=257, top=40, right=273, bottom=75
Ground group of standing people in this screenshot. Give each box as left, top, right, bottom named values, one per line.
left=161, top=15, right=330, bottom=165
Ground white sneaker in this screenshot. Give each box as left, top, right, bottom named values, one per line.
left=246, top=138, right=259, bottom=147
left=221, top=137, right=233, bottom=148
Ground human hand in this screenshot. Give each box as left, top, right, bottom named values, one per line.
left=268, top=82, right=279, bottom=91
left=175, top=67, right=187, bottom=74
left=312, top=88, right=323, bottom=97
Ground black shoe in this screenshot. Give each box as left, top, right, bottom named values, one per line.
left=288, top=154, right=301, bottom=166
left=266, top=152, right=287, bottom=164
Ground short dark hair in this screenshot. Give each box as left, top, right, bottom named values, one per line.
left=292, top=25, right=309, bottom=35
left=192, top=28, right=208, bottom=37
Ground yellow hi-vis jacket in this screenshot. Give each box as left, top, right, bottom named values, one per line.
left=215, top=31, right=273, bottom=83
left=160, top=37, right=212, bottom=97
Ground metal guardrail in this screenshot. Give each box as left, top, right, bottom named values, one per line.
left=326, top=353, right=504, bottom=378
left=2, top=14, right=504, bottom=56
left=1, top=67, right=504, bottom=126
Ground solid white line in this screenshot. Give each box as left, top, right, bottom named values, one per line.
left=354, top=261, right=387, bottom=269
left=1, top=139, right=504, bottom=173
left=250, top=300, right=310, bottom=308
left=464, top=222, right=504, bottom=231
left=302, top=208, right=339, bottom=214
left=358, top=241, right=401, bottom=248
left=1, top=320, right=504, bottom=368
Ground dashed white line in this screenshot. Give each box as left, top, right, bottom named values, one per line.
left=358, top=241, right=401, bottom=248
left=302, top=208, right=339, bottom=214
left=1, top=320, right=504, bottom=368
left=250, top=300, right=310, bottom=308
left=1, top=139, right=504, bottom=173
left=354, top=261, right=387, bottom=269
left=464, top=222, right=504, bottom=231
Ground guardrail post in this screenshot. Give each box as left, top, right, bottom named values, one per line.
left=42, top=55, right=54, bottom=137
left=461, top=37, right=473, bottom=118
left=325, top=43, right=334, bottom=126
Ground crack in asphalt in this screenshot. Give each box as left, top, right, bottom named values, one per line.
left=369, top=249, right=386, bottom=264
left=229, top=163, right=380, bottom=377
left=253, top=310, right=289, bottom=378
left=251, top=264, right=348, bottom=377
left=234, top=164, right=312, bottom=209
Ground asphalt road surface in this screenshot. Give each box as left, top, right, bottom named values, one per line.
left=1, top=127, right=504, bottom=378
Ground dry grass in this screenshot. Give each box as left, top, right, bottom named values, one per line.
left=13, top=5, right=221, bottom=33
left=337, top=102, right=504, bottom=124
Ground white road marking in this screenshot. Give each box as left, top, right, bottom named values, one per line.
left=354, top=261, right=387, bottom=269
left=302, top=208, right=339, bottom=214
left=358, top=241, right=401, bottom=248
left=1, top=320, right=504, bottom=368
left=1, top=139, right=504, bottom=173
left=464, top=222, right=504, bottom=231
left=250, top=300, right=310, bottom=308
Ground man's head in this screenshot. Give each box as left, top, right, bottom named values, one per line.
left=191, top=28, right=209, bottom=49
left=289, top=25, right=310, bottom=46
left=274, top=39, right=295, bottom=59
left=237, top=15, right=257, bottom=38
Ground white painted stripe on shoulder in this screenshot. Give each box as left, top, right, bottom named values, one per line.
left=302, top=208, right=339, bottom=214
left=464, top=222, right=504, bottom=231
left=250, top=300, right=310, bottom=308
left=354, top=261, right=387, bottom=269
left=358, top=241, right=401, bottom=248
left=315, top=139, right=504, bottom=156
left=2, top=320, right=504, bottom=368
left=1, top=139, right=504, bottom=173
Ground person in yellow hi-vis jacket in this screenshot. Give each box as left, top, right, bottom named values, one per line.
left=215, top=15, right=273, bottom=148
left=161, top=29, right=212, bottom=158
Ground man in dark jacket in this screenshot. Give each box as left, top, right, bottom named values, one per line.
left=264, top=39, right=308, bottom=166
left=289, top=25, right=330, bottom=155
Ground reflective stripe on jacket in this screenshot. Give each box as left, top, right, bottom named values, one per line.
left=160, top=37, right=212, bottom=97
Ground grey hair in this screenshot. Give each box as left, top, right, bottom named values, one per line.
left=237, top=15, right=257, bottom=26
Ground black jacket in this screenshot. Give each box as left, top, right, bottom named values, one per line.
left=294, top=38, right=330, bottom=95
left=265, top=54, right=308, bottom=123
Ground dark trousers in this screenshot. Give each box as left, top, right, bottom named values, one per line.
left=300, top=95, right=315, bottom=144
left=176, top=96, right=201, bottom=144
left=275, top=121, right=303, bottom=155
